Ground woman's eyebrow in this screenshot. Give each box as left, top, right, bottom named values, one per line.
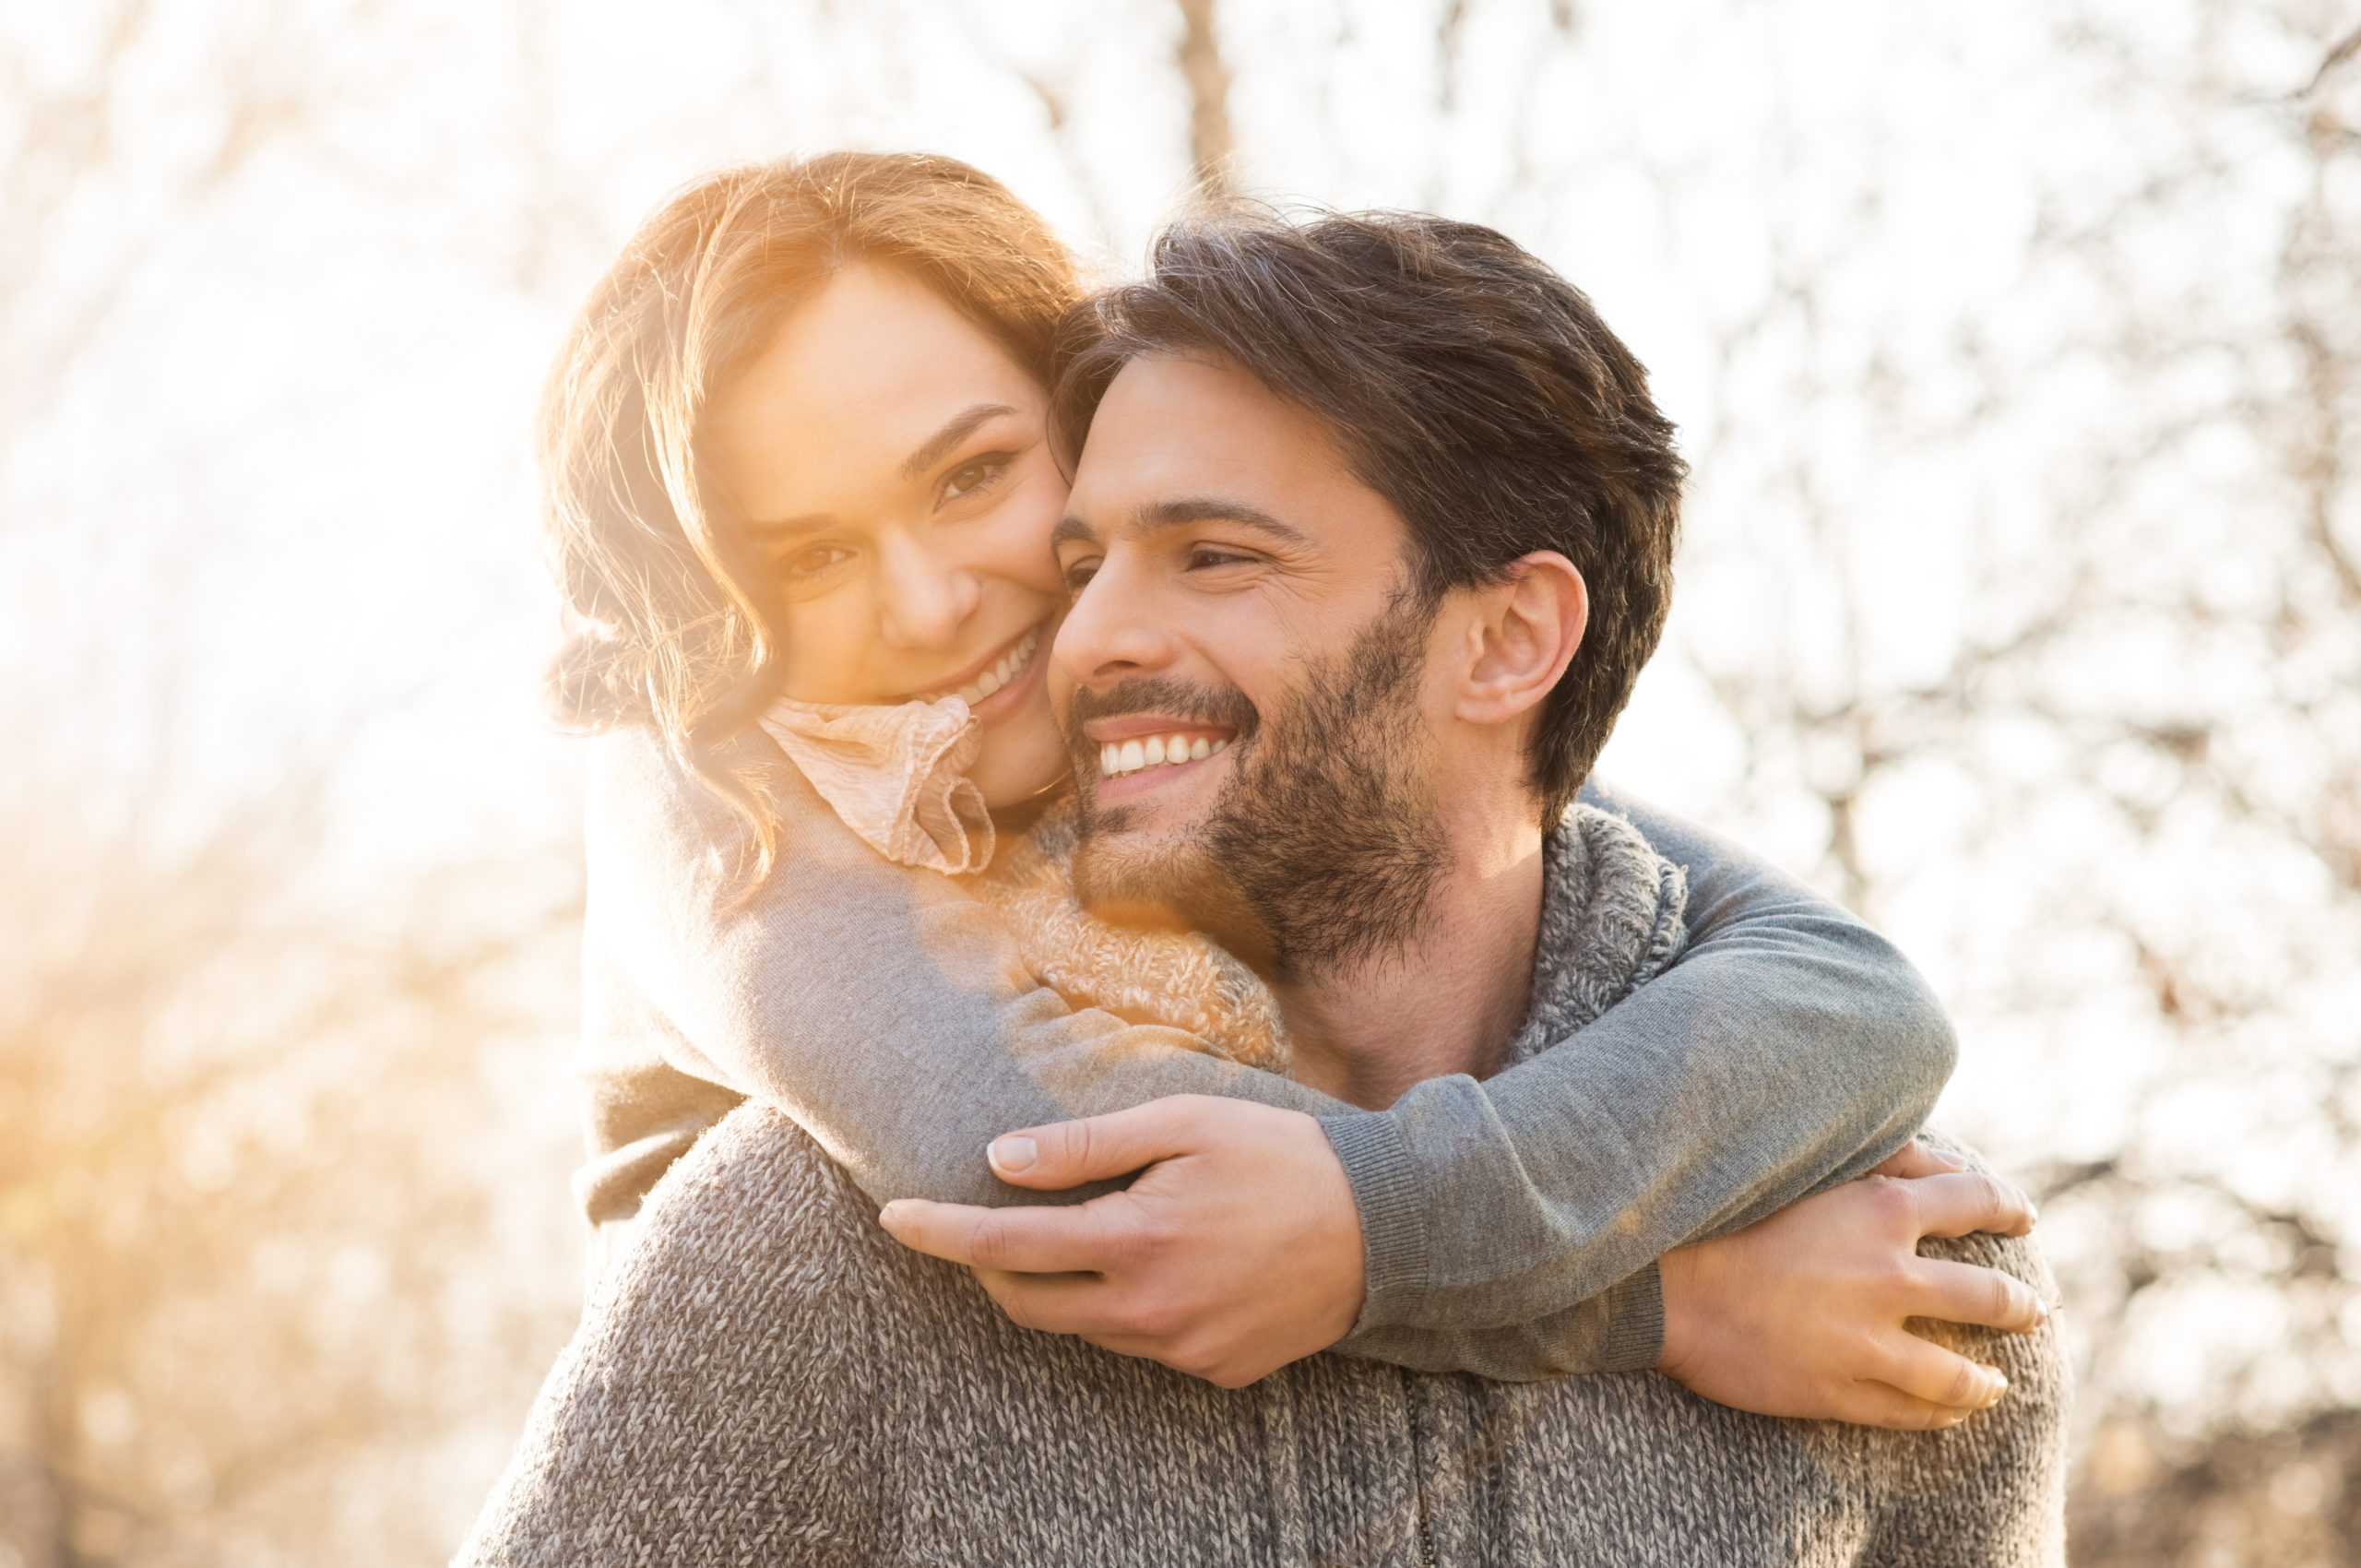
left=897, top=402, right=1018, bottom=481
left=744, top=402, right=1023, bottom=539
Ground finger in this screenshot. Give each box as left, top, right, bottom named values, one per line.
left=878, top=1194, right=1147, bottom=1273
left=968, top=1268, right=1141, bottom=1338
left=984, top=1096, right=1216, bottom=1190
left=1873, top=1333, right=2011, bottom=1411
left=1824, top=1380, right=1975, bottom=1431
left=1900, top=1170, right=2037, bottom=1240
left=1869, top=1139, right=1964, bottom=1181
left=1905, top=1256, right=2049, bottom=1334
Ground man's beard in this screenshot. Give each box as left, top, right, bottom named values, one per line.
left=1066, top=597, right=1450, bottom=984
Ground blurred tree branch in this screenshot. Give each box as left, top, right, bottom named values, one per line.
left=1175, top=0, right=1235, bottom=199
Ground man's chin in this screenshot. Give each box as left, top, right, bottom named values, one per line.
left=1069, top=827, right=1275, bottom=972
left=1068, top=825, right=1193, bottom=926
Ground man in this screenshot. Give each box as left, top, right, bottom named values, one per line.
left=463, top=211, right=2065, bottom=1564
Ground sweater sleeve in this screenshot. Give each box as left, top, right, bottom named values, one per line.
left=584, top=726, right=1352, bottom=1214
left=1318, top=778, right=1955, bottom=1374
left=586, top=729, right=1952, bottom=1378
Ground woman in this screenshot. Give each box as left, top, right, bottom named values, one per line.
left=539, top=151, right=2007, bottom=1412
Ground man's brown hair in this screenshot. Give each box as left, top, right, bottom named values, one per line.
left=1052, top=210, right=1686, bottom=821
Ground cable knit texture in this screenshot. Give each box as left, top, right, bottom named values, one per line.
left=967, top=798, right=1293, bottom=1074
left=459, top=804, right=2069, bottom=1565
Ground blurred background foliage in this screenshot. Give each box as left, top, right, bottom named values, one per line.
left=0, top=1, right=2354, bottom=1562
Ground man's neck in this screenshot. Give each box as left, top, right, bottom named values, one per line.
left=1277, top=814, right=1547, bottom=1111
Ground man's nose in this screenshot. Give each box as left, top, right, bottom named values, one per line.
left=875, top=529, right=979, bottom=651
left=1051, top=552, right=1181, bottom=689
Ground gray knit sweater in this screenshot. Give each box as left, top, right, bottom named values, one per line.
left=462, top=810, right=2067, bottom=1565
left=575, top=726, right=1960, bottom=1377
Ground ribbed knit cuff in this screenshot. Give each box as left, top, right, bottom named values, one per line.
left=1317, top=1111, right=1430, bottom=1312
left=1592, top=1259, right=1667, bottom=1372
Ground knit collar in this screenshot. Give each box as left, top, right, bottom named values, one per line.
left=1499, top=805, right=1690, bottom=1071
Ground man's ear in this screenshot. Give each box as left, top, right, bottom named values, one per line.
left=1453, top=551, right=1586, bottom=728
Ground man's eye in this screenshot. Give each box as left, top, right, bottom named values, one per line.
left=1061, top=558, right=1101, bottom=592
left=787, top=544, right=855, bottom=578
left=941, top=454, right=1012, bottom=504
left=1185, top=546, right=1255, bottom=570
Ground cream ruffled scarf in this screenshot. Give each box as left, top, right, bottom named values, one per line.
left=758, top=695, right=1292, bottom=1074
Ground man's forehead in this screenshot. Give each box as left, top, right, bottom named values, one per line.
left=1067, top=352, right=1375, bottom=537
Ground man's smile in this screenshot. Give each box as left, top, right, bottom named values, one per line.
left=1081, top=714, right=1239, bottom=798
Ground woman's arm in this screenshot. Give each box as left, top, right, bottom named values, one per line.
left=590, top=726, right=1954, bottom=1376
left=584, top=726, right=1350, bottom=1211
left=1318, top=777, right=1956, bottom=1371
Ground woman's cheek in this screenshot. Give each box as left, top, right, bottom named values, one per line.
left=968, top=678, right=1072, bottom=806
left=989, top=464, right=1075, bottom=594
left=775, top=588, right=869, bottom=704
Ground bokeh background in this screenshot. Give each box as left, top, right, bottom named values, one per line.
left=2, top=1, right=2355, bottom=1562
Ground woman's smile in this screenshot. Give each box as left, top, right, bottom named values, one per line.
left=700, top=263, right=1075, bottom=805
left=913, top=619, right=1048, bottom=721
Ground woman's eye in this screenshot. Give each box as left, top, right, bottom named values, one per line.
left=940, top=453, right=1012, bottom=504
left=787, top=544, right=855, bottom=578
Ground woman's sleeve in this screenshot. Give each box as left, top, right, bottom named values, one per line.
left=1319, top=777, right=1954, bottom=1376
left=585, top=726, right=1352, bottom=1213
left=591, top=729, right=1952, bottom=1377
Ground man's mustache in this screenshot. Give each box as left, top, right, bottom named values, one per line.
left=1063, top=679, right=1262, bottom=776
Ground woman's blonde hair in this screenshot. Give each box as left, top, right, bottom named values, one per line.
left=539, top=151, right=1085, bottom=873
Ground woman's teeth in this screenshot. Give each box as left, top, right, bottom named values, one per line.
left=1100, top=733, right=1228, bottom=778
left=938, top=626, right=1040, bottom=706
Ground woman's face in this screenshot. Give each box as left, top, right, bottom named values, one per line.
left=701, top=264, right=1071, bottom=807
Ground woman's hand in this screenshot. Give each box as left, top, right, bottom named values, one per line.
left=878, top=1096, right=1366, bottom=1388
left=1656, top=1142, right=2048, bottom=1429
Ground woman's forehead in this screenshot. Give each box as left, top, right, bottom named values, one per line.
left=704, top=265, right=1045, bottom=523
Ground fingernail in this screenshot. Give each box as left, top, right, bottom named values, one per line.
left=877, top=1201, right=906, bottom=1231
left=1982, top=1374, right=2010, bottom=1407
left=988, top=1135, right=1038, bottom=1176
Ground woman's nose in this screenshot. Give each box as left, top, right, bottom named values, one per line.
left=875, top=530, right=979, bottom=651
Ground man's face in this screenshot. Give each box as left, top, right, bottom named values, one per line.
left=1049, top=354, right=1451, bottom=980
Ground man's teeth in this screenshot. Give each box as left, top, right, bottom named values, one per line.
left=1099, top=733, right=1228, bottom=778
left=940, top=626, right=1040, bottom=706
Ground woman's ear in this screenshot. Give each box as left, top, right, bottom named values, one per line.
left=1453, top=551, right=1587, bottom=727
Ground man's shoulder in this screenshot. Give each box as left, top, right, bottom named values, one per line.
left=617, top=1100, right=896, bottom=1286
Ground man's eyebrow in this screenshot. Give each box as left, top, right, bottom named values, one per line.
left=1048, top=498, right=1310, bottom=555
left=1138, top=497, right=1311, bottom=549
left=897, top=402, right=1018, bottom=481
